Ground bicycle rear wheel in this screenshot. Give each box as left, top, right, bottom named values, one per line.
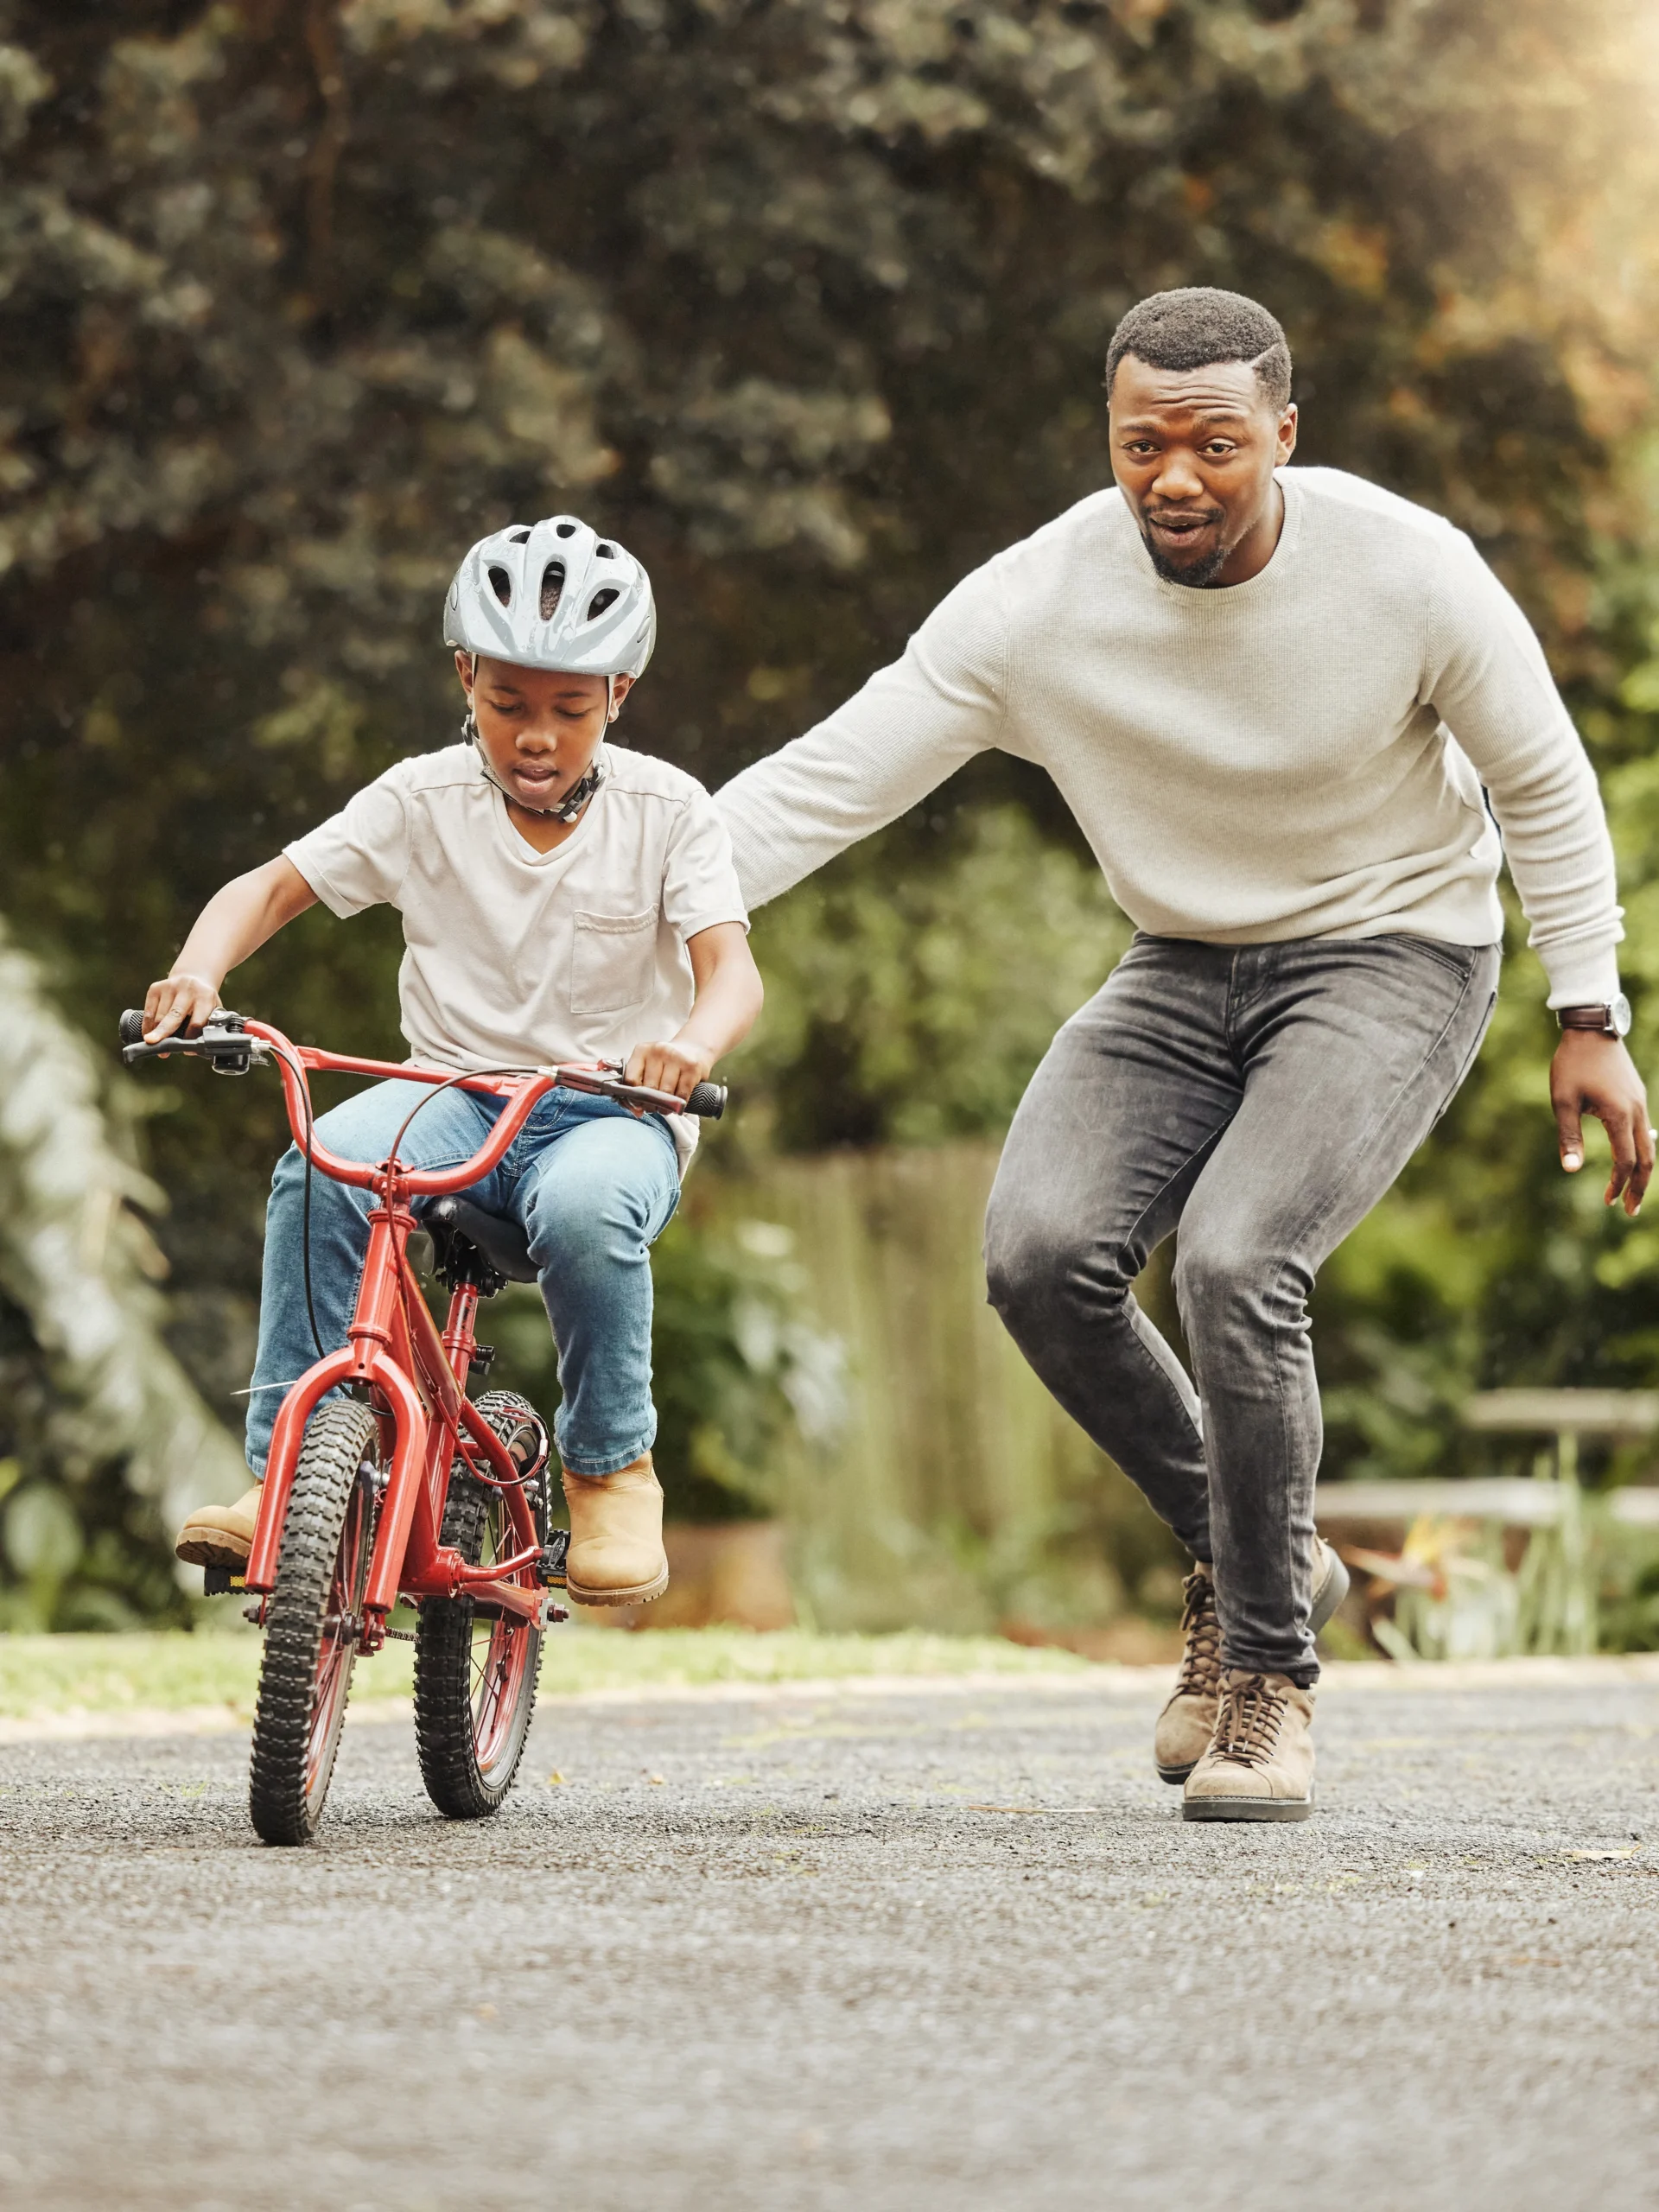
left=249, top=1399, right=382, bottom=1846
left=414, top=1391, right=547, bottom=1819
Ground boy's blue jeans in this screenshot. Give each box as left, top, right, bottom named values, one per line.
left=244, top=1081, right=681, bottom=1479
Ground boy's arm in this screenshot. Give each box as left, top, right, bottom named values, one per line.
left=143, top=857, right=318, bottom=1042
left=626, top=922, right=762, bottom=1102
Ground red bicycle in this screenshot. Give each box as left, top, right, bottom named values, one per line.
left=118, top=1008, right=723, bottom=1846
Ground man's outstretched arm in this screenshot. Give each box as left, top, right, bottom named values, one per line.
left=716, top=566, right=1008, bottom=908
left=1427, top=528, right=1652, bottom=1213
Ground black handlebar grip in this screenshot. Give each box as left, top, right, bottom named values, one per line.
left=684, top=1080, right=727, bottom=1120
left=118, top=1009, right=147, bottom=1047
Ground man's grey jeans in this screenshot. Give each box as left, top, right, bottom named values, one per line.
left=984, top=933, right=1499, bottom=1684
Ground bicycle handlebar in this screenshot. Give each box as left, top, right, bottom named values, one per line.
left=118, top=1009, right=727, bottom=1192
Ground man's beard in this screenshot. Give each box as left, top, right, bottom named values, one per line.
left=1140, top=523, right=1230, bottom=588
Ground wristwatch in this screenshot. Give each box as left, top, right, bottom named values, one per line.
left=1557, top=994, right=1633, bottom=1038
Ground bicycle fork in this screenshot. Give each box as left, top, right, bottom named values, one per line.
left=242, top=1198, right=552, bottom=1651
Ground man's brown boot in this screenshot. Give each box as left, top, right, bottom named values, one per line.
left=175, top=1484, right=263, bottom=1569
left=1183, top=1668, right=1316, bottom=1821
left=1154, top=1538, right=1347, bottom=1784
left=563, top=1455, right=670, bottom=1606
left=1154, top=1563, right=1221, bottom=1783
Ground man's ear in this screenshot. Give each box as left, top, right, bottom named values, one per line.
left=454, top=648, right=475, bottom=696
left=608, top=673, right=634, bottom=721
left=1276, top=403, right=1299, bottom=466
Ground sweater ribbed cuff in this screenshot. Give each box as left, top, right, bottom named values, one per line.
left=1541, top=940, right=1623, bottom=1011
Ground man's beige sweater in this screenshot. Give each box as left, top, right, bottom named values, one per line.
left=716, top=467, right=1621, bottom=1007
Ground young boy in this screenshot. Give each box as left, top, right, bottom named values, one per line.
left=149, top=516, right=762, bottom=1607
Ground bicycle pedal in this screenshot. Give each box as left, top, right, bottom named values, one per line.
left=539, top=1529, right=569, bottom=1588
left=202, top=1565, right=247, bottom=1597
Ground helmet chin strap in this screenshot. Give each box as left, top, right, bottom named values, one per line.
left=462, top=657, right=612, bottom=821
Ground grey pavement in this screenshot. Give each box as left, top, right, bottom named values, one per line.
left=0, top=1662, right=1656, bottom=2212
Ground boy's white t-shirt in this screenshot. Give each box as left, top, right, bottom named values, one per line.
left=284, top=740, right=748, bottom=1166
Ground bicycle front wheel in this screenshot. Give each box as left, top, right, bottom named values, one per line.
left=249, top=1399, right=382, bottom=1846
left=414, top=1391, right=547, bottom=1820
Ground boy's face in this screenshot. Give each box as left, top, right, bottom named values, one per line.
left=457, top=652, right=633, bottom=812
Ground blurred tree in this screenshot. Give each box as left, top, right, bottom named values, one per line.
left=741, top=804, right=1130, bottom=1149
left=0, top=919, right=244, bottom=1624
left=4, top=0, right=1659, bottom=1572
left=3, top=0, right=1651, bottom=1112
left=477, top=1194, right=846, bottom=1522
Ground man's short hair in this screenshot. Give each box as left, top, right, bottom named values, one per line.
left=1105, top=288, right=1293, bottom=411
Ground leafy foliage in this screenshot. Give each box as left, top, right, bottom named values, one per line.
left=0, top=920, right=244, bottom=1627
left=476, top=1197, right=844, bottom=1522
left=3, top=0, right=1650, bottom=1032
left=741, top=806, right=1131, bottom=1149
left=3, top=1, right=1659, bottom=1600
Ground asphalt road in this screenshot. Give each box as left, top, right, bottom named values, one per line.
left=1, top=1662, right=1656, bottom=2212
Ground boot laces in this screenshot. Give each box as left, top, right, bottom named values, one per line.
left=1212, top=1674, right=1288, bottom=1770
left=1173, top=1567, right=1221, bottom=1700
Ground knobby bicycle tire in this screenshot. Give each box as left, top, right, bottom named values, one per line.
left=248, top=1399, right=382, bottom=1846
left=413, top=1390, right=548, bottom=1819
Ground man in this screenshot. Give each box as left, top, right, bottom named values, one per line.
left=715, top=287, right=1650, bottom=1821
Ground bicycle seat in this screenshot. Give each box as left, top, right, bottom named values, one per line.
left=423, top=1196, right=538, bottom=1285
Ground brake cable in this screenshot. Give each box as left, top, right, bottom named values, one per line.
left=265, top=1038, right=327, bottom=1362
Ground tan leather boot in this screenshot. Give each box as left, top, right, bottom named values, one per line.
left=1154, top=1563, right=1221, bottom=1783
left=1154, top=1538, right=1348, bottom=1784
left=563, top=1455, right=670, bottom=1606
left=175, top=1484, right=263, bottom=1569
left=1183, top=1669, right=1316, bottom=1821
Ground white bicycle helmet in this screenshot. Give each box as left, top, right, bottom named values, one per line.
left=442, top=515, right=655, bottom=678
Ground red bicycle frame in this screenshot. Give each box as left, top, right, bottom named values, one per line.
left=238, top=1021, right=644, bottom=1651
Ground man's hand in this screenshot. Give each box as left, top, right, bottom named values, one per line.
left=143, top=971, right=223, bottom=1044
left=1551, top=1030, right=1655, bottom=1215
left=626, top=1037, right=715, bottom=1102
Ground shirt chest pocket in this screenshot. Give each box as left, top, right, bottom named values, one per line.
left=569, top=909, right=659, bottom=1016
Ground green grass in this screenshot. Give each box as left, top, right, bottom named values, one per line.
left=0, top=1625, right=1090, bottom=1720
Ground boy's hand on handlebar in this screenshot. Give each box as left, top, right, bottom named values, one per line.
left=626, top=1038, right=715, bottom=1103
left=143, top=972, right=222, bottom=1045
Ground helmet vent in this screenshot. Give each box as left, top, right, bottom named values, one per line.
left=487, top=565, right=512, bottom=607
left=508, top=528, right=531, bottom=543
left=595, top=542, right=615, bottom=559
left=587, top=587, right=620, bottom=620
left=555, top=521, right=577, bottom=538
left=539, top=562, right=565, bottom=620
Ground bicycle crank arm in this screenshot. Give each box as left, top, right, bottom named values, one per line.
left=467, top=1581, right=565, bottom=1629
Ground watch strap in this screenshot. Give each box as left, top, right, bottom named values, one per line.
left=1558, top=1005, right=1617, bottom=1033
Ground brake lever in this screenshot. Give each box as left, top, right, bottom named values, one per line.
left=118, top=1008, right=267, bottom=1075
left=542, top=1061, right=726, bottom=1119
